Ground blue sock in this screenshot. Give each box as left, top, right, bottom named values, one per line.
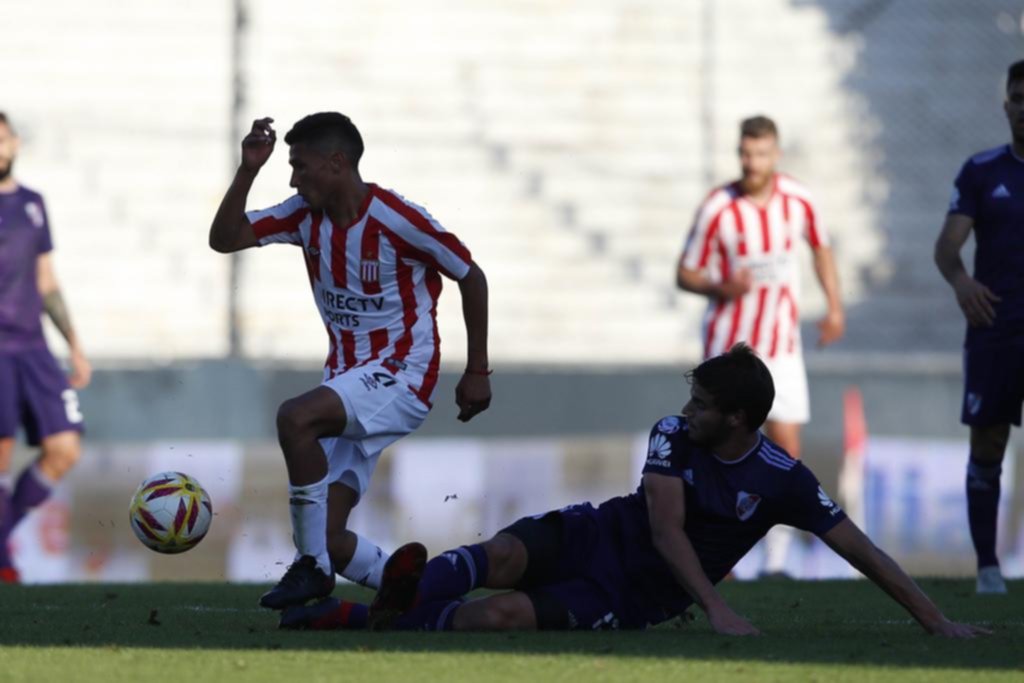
left=966, top=455, right=1002, bottom=569
left=418, top=544, right=490, bottom=603
left=393, top=599, right=461, bottom=631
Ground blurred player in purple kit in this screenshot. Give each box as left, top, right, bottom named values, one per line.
left=282, top=345, right=986, bottom=638
left=0, top=112, right=90, bottom=583
left=934, top=60, right=1024, bottom=595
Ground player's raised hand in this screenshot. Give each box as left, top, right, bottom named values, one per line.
left=455, top=372, right=491, bottom=422
left=241, top=117, right=276, bottom=172
left=953, top=275, right=1000, bottom=327
left=707, top=606, right=761, bottom=636
left=926, top=618, right=992, bottom=639
left=816, top=307, right=845, bottom=347
left=717, top=269, right=753, bottom=301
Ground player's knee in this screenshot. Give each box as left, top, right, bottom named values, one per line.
left=40, top=434, right=81, bottom=478
left=483, top=534, right=526, bottom=582
left=276, top=399, right=309, bottom=440
left=970, top=425, right=1010, bottom=462
left=478, top=599, right=532, bottom=630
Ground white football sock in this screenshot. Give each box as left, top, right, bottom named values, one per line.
left=763, top=525, right=794, bottom=574
left=288, top=474, right=331, bottom=575
left=340, top=534, right=389, bottom=588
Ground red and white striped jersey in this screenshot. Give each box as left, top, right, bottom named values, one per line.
left=246, top=184, right=473, bottom=407
left=680, top=174, right=828, bottom=360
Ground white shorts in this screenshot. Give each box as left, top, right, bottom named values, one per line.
left=763, top=352, right=809, bottom=425
left=319, top=361, right=430, bottom=498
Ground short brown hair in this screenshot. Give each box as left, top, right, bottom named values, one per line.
left=740, top=115, right=778, bottom=141
left=686, top=343, right=775, bottom=431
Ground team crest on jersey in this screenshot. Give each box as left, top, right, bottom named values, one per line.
left=683, top=468, right=694, bottom=486
left=735, top=491, right=762, bottom=521
left=361, top=259, right=380, bottom=283
left=24, top=202, right=44, bottom=228
left=648, top=433, right=672, bottom=460
left=657, top=416, right=681, bottom=434
left=966, top=392, right=982, bottom=416
left=306, top=245, right=320, bottom=257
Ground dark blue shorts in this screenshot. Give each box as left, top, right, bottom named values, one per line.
left=500, top=503, right=647, bottom=630
left=0, top=348, right=85, bottom=446
left=961, top=344, right=1024, bottom=427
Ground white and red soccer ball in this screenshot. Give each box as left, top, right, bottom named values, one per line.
left=129, top=471, right=212, bottom=554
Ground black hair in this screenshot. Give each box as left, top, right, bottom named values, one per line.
left=0, top=112, right=14, bottom=134
left=687, top=343, right=775, bottom=431
left=284, top=112, right=363, bottom=168
left=1008, top=60, right=1024, bottom=93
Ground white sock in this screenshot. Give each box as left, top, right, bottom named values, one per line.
left=288, top=474, right=331, bottom=575
left=763, top=525, right=794, bottom=573
left=340, top=534, right=389, bottom=588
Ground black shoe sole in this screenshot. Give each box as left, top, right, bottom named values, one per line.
left=368, top=542, right=427, bottom=630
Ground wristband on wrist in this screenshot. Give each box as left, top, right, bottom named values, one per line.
left=464, top=367, right=493, bottom=376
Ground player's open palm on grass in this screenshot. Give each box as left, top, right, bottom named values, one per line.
left=708, top=605, right=761, bottom=636
left=242, top=117, right=277, bottom=171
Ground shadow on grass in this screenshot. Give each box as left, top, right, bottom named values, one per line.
left=1, top=580, right=1021, bottom=671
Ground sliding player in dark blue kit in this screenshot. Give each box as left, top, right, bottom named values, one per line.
left=283, top=345, right=987, bottom=637
left=934, top=60, right=1024, bottom=595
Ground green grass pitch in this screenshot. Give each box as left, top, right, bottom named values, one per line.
left=2, top=579, right=1021, bottom=682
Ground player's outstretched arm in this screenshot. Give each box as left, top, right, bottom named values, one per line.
left=36, top=253, right=91, bottom=389
left=209, top=117, right=277, bottom=253
left=821, top=519, right=991, bottom=638
left=934, top=213, right=1000, bottom=327
left=454, top=261, right=491, bottom=422
left=811, top=245, right=844, bottom=347
left=644, top=473, right=760, bottom=636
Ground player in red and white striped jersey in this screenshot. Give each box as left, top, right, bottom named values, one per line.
left=676, top=115, right=844, bottom=575
left=210, top=113, right=491, bottom=611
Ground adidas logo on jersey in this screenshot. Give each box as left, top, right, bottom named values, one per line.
left=991, top=184, right=1011, bottom=198
left=818, top=486, right=841, bottom=516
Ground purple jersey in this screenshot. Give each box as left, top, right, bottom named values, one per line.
left=0, top=185, right=52, bottom=353
left=596, top=416, right=846, bottom=624
left=949, top=145, right=1024, bottom=346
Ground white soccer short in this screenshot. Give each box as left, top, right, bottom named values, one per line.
left=318, top=361, right=430, bottom=498
left=763, top=351, right=810, bottom=425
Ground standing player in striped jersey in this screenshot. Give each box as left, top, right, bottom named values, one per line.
left=676, top=116, right=844, bottom=576
left=934, top=60, right=1024, bottom=595
left=209, top=113, right=491, bottom=611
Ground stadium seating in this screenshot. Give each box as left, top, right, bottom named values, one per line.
left=3, top=0, right=1018, bottom=363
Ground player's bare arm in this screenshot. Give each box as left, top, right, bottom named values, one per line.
left=934, top=213, right=1000, bottom=327
left=209, top=117, right=277, bottom=253
left=644, top=472, right=760, bottom=636
left=821, top=519, right=991, bottom=638
left=455, top=261, right=491, bottom=422
left=676, top=258, right=752, bottom=301
left=810, top=245, right=844, bottom=347
left=36, top=252, right=90, bottom=389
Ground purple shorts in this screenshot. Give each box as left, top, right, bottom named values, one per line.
left=501, top=503, right=650, bottom=630
left=961, top=344, right=1024, bottom=427
left=0, top=347, right=84, bottom=446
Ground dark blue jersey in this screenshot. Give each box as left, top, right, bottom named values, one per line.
left=949, top=145, right=1024, bottom=346
left=596, top=415, right=846, bottom=622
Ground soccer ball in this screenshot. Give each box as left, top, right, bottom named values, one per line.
left=129, top=471, right=213, bottom=554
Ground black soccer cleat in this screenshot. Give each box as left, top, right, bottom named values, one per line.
left=259, top=555, right=336, bottom=610
left=368, top=542, right=428, bottom=631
